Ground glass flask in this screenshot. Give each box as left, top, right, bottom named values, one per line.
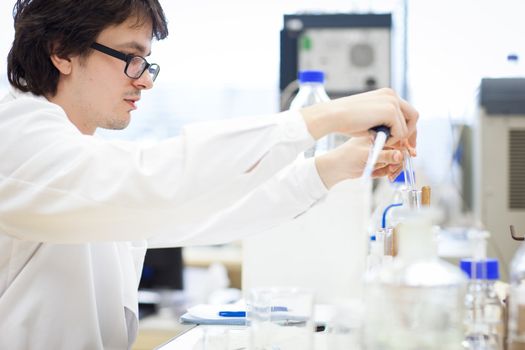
left=362, top=208, right=468, bottom=350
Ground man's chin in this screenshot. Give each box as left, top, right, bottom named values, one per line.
left=101, top=116, right=131, bottom=130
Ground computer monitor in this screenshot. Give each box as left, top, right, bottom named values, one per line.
left=139, top=247, right=184, bottom=290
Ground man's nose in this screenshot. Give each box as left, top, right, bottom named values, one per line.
left=132, top=70, right=154, bottom=90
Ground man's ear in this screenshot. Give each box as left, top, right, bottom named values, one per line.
left=50, top=54, right=72, bottom=75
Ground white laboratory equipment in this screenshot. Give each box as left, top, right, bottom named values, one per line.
left=289, top=70, right=332, bottom=157
left=460, top=259, right=503, bottom=350
left=474, top=77, right=525, bottom=281
left=242, top=177, right=371, bottom=303
left=242, top=68, right=372, bottom=304
left=362, top=209, right=467, bottom=350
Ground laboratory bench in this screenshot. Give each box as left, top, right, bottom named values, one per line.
left=156, top=303, right=361, bottom=349
left=156, top=324, right=343, bottom=350
left=132, top=311, right=194, bottom=350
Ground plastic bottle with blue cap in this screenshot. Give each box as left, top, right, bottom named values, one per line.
left=289, top=70, right=334, bottom=157
left=460, top=258, right=503, bottom=350
left=366, top=234, right=387, bottom=274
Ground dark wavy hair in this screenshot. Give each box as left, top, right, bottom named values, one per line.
left=7, top=0, right=168, bottom=96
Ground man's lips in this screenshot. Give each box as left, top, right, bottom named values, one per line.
left=124, top=98, right=139, bottom=110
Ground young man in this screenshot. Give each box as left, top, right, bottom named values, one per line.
left=0, top=0, right=418, bottom=348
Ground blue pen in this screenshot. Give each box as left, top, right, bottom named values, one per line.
left=218, top=311, right=246, bottom=317
left=219, top=306, right=288, bottom=317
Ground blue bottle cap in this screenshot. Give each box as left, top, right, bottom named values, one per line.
left=393, top=171, right=405, bottom=183
left=298, top=70, right=324, bottom=83
left=459, top=258, right=499, bottom=280
left=392, top=170, right=417, bottom=184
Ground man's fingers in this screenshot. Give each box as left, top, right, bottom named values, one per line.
left=400, top=98, right=418, bottom=135
left=385, top=103, right=407, bottom=143
left=383, top=98, right=418, bottom=150
left=388, top=165, right=403, bottom=181
left=408, top=129, right=417, bottom=150
left=377, top=149, right=403, bottom=165
left=374, top=162, right=387, bottom=170
left=400, top=98, right=418, bottom=149
left=372, top=156, right=403, bottom=179
left=372, top=166, right=390, bottom=178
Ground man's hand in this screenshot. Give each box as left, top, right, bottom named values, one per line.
left=314, top=136, right=406, bottom=190
left=300, top=88, right=418, bottom=149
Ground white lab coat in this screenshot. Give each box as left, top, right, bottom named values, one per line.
left=0, top=90, right=328, bottom=349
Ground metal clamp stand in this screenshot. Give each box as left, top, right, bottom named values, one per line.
left=510, top=225, right=525, bottom=241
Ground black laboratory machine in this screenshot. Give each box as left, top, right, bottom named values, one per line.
left=279, top=13, right=407, bottom=109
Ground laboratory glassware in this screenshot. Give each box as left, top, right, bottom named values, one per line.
left=362, top=208, right=467, bottom=350
left=460, top=258, right=503, bottom=350
left=381, top=178, right=421, bottom=257
left=247, top=287, right=315, bottom=350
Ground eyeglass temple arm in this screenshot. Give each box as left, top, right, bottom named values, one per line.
left=511, top=225, right=525, bottom=241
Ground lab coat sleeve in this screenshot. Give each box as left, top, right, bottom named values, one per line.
left=147, top=157, right=328, bottom=247
left=0, top=92, right=321, bottom=244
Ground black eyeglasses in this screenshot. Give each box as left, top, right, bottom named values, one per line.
left=90, top=42, right=160, bottom=81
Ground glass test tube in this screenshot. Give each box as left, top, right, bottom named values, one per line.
left=407, top=189, right=422, bottom=209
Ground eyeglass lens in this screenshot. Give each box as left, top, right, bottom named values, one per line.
left=126, top=57, right=159, bottom=81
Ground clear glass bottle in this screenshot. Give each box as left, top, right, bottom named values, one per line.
left=289, top=70, right=332, bottom=157
left=384, top=176, right=409, bottom=226
left=380, top=172, right=420, bottom=257
left=508, top=241, right=525, bottom=350
left=368, top=174, right=406, bottom=256
left=362, top=208, right=468, bottom=350
left=460, top=258, right=503, bottom=350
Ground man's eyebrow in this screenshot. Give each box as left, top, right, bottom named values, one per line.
left=116, top=42, right=151, bottom=56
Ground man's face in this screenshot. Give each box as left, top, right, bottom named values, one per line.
left=59, top=16, right=155, bottom=134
